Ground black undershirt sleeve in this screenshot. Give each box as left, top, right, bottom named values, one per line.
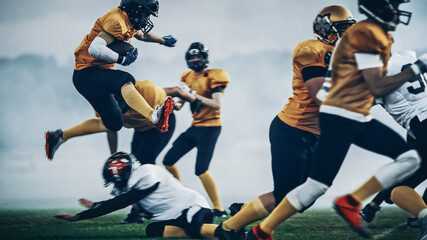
left=301, top=66, right=327, bottom=82
left=76, top=182, right=160, bottom=220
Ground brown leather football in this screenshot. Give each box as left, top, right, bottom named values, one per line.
left=107, top=41, right=134, bottom=55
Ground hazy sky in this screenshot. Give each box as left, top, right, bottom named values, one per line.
left=1, top=0, right=426, bottom=208
left=1, top=0, right=426, bottom=64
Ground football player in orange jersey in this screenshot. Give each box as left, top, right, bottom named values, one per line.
left=162, top=42, right=230, bottom=218
left=45, top=80, right=198, bottom=162
left=53, top=0, right=177, bottom=158
left=213, top=5, right=356, bottom=240
left=245, top=0, right=427, bottom=239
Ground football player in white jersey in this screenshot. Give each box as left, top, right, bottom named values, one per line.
left=54, top=152, right=217, bottom=239
left=361, top=50, right=427, bottom=227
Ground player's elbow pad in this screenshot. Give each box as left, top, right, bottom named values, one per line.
left=88, top=37, right=118, bottom=63
left=88, top=42, right=102, bottom=59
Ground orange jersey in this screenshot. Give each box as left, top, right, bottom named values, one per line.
left=278, top=39, right=334, bottom=135
left=74, top=7, right=138, bottom=70
left=122, top=80, right=167, bottom=131
left=181, top=69, right=230, bottom=127
left=322, top=20, right=393, bottom=116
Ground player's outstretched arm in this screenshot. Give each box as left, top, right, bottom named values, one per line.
left=134, top=31, right=177, bottom=47
left=53, top=183, right=160, bottom=222
left=164, top=86, right=196, bottom=102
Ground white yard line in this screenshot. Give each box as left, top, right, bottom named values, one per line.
left=374, top=223, right=406, bottom=239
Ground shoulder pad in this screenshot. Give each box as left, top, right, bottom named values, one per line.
left=294, top=40, right=327, bottom=67
left=207, top=69, right=230, bottom=89
left=181, top=70, right=193, bottom=80
left=347, top=20, right=389, bottom=53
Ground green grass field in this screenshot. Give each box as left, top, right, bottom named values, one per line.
left=0, top=207, right=420, bottom=240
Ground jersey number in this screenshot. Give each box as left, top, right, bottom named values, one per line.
left=402, top=64, right=427, bottom=94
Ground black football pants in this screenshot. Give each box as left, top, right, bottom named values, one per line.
left=131, top=113, right=176, bottom=165
left=310, top=113, right=412, bottom=187
left=73, top=66, right=135, bottom=131
left=270, top=116, right=319, bottom=204
left=163, top=126, right=221, bottom=176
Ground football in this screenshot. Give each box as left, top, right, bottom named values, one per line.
left=107, top=41, right=134, bottom=55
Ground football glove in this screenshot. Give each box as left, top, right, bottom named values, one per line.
left=162, top=35, right=177, bottom=47
left=411, top=53, right=427, bottom=75
left=118, top=48, right=138, bottom=66
left=190, top=99, right=202, bottom=114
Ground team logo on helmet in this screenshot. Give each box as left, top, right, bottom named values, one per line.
left=313, top=5, right=356, bottom=45
left=103, top=152, right=137, bottom=189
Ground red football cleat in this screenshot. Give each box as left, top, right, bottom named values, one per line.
left=333, top=194, right=373, bottom=239
left=152, top=96, right=174, bottom=133
left=246, top=224, right=273, bottom=240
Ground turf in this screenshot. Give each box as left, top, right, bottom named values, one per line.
left=0, top=207, right=420, bottom=240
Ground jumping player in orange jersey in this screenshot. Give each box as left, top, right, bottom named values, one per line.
left=48, top=0, right=177, bottom=158
left=162, top=42, right=230, bottom=218
left=45, top=80, right=198, bottom=162
left=245, top=0, right=427, bottom=239
left=214, top=5, right=356, bottom=240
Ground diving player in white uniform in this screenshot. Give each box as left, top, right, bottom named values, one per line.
left=54, top=152, right=217, bottom=239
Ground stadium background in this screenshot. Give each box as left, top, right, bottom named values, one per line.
left=0, top=0, right=426, bottom=210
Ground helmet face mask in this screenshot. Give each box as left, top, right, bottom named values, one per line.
left=358, top=0, right=411, bottom=31
left=103, top=152, right=137, bottom=190
left=185, top=42, right=209, bottom=72
left=119, top=0, right=159, bottom=33
left=313, top=5, right=356, bottom=45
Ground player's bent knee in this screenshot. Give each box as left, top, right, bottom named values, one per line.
left=375, top=150, right=421, bottom=189
left=287, top=178, right=329, bottom=211
left=146, top=222, right=166, bottom=238
left=195, top=169, right=207, bottom=176
left=105, top=123, right=123, bottom=132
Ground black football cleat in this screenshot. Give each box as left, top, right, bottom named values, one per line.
left=45, top=129, right=65, bottom=160
left=229, top=202, right=244, bottom=216
left=360, top=203, right=381, bottom=223
left=407, top=217, right=422, bottom=228
left=214, top=222, right=245, bottom=240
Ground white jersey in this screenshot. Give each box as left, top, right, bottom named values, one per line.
left=126, top=164, right=210, bottom=221
left=383, top=50, right=427, bottom=130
